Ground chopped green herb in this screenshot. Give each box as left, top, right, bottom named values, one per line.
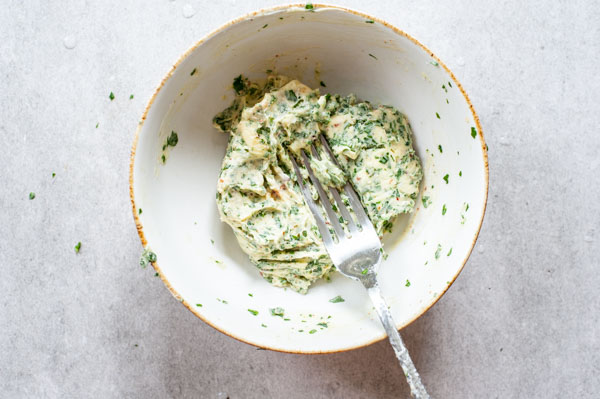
left=139, top=248, right=156, bottom=267
left=443, top=174, right=449, bottom=184
left=266, top=69, right=273, bottom=73
left=436, top=112, right=441, bottom=119
left=210, top=239, right=214, bottom=244
left=309, top=329, right=317, bottom=334
left=161, top=154, right=166, bottom=163
left=52, top=173, right=56, bottom=178
left=442, top=204, right=447, bottom=215
left=405, top=279, right=411, bottom=287
left=261, top=323, right=267, bottom=328
left=109, top=92, right=115, bottom=101
left=422, top=196, right=431, bottom=208
left=320, top=80, right=326, bottom=87
left=154, top=272, right=159, bottom=277
left=233, top=75, right=245, bottom=94
left=74, top=242, right=82, bottom=253
left=96, top=122, right=99, bottom=128
left=167, top=131, right=178, bottom=147
left=305, top=3, right=314, bottom=9
left=368, top=53, right=378, bottom=60
left=471, top=126, right=477, bottom=138
left=138, top=208, right=142, bottom=215
left=447, top=248, right=453, bottom=256
left=329, top=295, right=345, bottom=303
left=248, top=309, right=259, bottom=316
left=129, top=94, right=134, bottom=99
left=365, top=20, right=374, bottom=24
left=430, top=60, right=439, bottom=67
left=435, top=244, right=442, bottom=260
left=196, top=303, right=203, bottom=307
left=448, top=81, right=453, bottom=88
left=459, top=171, right=462, bottom=177
left=285, top=90, right=297, bottom=102
left=270, top=307, right=285, bottom=317
left=438, top=144, right=443, bottom=153
left=29, top=192, right=35, bottom=200
left=262, top=24, right=268, bottom=29
left=248, top=293, right=253, bottom=297
left=317, top=322, right=328, bottom=328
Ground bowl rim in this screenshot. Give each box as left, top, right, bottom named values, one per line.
left=129, top=2, right=489, bottom=354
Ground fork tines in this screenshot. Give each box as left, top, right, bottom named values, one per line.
left=289, top=135, right=374, bottom=244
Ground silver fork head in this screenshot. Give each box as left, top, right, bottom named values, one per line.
left=290, top=135, right=382, bottom=286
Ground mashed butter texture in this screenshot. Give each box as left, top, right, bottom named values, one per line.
left=214, top=75, right=422, bottom=293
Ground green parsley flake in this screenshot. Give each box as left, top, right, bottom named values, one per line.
left=161, top=154, right=166, bottom=163
left=96, top=122, right=99, bottom=128
left=285, top=90, right=297, bottom=102
left=109, top=92, right=115, bottom=101
left=190, top=68, right=197, bottom=76
left=320, top=80, right=326, bottom=87
left=447, top=248, right=453, bottom=257
left=430, top=60, right=439, bottom=67
left=248, top=309, right=259, bottom=316
left=262, top=24, right=268, bottom=29
left=261, top=323, right=267, bottom=328
left=167, top=131, right=178, bottom=147
left=317, top=322, right=328, bottom=328
left=438, top=144, right=443, bottom=153
left=435, top=244, right=442, bottom=260
left=361, top=268, right=368, bottom=275
left=368, top=53, right=378, bottom=60
left=210, top=239, right=214, bottom=244
left=232, top=75, right=245, bottom=94
left=51, top=173, right=56, bottom=178
left=442, top=204, right=447, bottom=215
left=405, top=279, right=411, bottom=287
left=443, top=174, right=449, bottom=184
left=309, top=329, right=317, bottom=334
left=139, top=248, right=156, bottom=267
left=305, top=3, right=314, bottom=9
left=329, top=295, right=345, bottom=303
left=436, top=112, right=441, bottom=119
left=29, top=192, right=35, bottom=200
left=366, top=20, right=374, bottom=24
left=248, top=293, right=253, bottom=297
left=471, top=126, right=477, bottom=138
left=422, top=196, right=431, bottom=208
left=459, top=171, right=463, bottom=177
left=270, top=307, right=285, bottom=317
left=138, top=208, right=142, bottom=215
left=154, top=272, right=159, bottom=277
left=74, top=242, right=82, bottom=253
left=196, top=303, right=203, bottom=307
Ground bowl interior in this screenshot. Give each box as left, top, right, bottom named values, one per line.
left=132, top=5, right=487, bottom=353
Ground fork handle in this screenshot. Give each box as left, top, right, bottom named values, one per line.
left=367, top=285, right=430, bottom=399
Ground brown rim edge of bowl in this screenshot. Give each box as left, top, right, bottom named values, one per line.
left=128, top=3, right=489, bottom=355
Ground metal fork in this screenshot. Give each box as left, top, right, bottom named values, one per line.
left=290, top=135, right=430, bottom=399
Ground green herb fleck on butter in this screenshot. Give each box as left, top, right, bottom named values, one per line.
left=74, top=242, right=82, bottom=254
left=248, top=309, right=259, bottom=316
left=405, top=279, right=411, bottom=287
left=329, top=295, right=345, bottom=303
left=443, top=174, right=449, bottom=184
left=442, top=204, right=447, bottom=215
left=471, top=127, right=477, bottom=138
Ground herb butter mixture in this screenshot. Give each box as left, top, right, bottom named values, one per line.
left=214, top=75, right=422, bottom=293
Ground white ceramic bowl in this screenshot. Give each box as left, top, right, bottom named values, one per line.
left=130, top=4, right=488, bottom=353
